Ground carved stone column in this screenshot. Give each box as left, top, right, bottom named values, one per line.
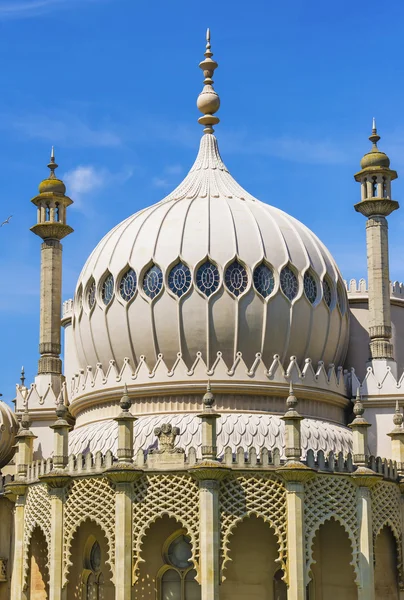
left=106, top=386, right=142, bottom=600
left=190, top=384, right=229, bottom=600
left=278, top=384, right=315, bottom=600
left=8, top=483, right=27, bottom=600
left=351, top=469, right=382, bottom=600
left=277, top=466, right=315, bottom=600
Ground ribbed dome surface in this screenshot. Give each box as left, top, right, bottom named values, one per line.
left=0, top=402, right=18, bottom=467
left=72, top=133, right=349, bottom=381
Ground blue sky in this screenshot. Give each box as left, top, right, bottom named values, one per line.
left=1, top=0, right=404, bottom=402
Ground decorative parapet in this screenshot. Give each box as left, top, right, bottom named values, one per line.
left=345, top=278, right=404, bottom=302
left=62, top=299, right=73, bottom=322
left=15, top=381, right=66, bottom=413
left=17, top=446, right=398, bottom=484
left=68, top=353, right=348, bottom=403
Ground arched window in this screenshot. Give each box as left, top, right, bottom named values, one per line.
left=372, top=176, right=378, bottom=197
left=83, top=540, right=104, bottom=600
left=159, top=532, right=201, bottom=600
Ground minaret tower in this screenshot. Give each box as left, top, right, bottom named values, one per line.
left=354, top=120, right=399, bottom=369
left=31, top=148, right=73, bottom=394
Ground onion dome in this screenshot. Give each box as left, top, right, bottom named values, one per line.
left=38, top=147, right=67, bottom=195
left=360, top=119, right=390, bottom=169
left=72, top=32, right=349, bottom=388
left=0, top=400, right=18, bottom=468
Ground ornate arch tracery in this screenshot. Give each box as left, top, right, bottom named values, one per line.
left=63, top=477, right=115, bottom=588
left=132, top=474, right=200, bottom=583
left=219, top=474, right=287, bottom=581
left=372, top=481, right=403, bottom=585
left=23, top=484, right=51, bottom=589
left=304, top=476, right=360, bottom=585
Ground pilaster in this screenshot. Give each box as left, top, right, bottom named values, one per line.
left=8, top=485, right=27, bottom=600
left=351, top=468, right=382, bottom=600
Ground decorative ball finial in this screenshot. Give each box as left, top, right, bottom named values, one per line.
left=393, top=399, right=403, bottom=428
left=38, top=146, right=67, bottom=195
left=353, top=387, right=365, bottom=418
left=197, top=28, right=220, bottom=134
left=119, top=383, right=132, bottom=412
left=203, top=380, right=215, bottom=409
left=285, top=380, right=298, bottom=413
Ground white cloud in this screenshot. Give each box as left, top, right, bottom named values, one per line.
left=64, top=164, right=134, bottom=208
left=152, top=177, right=170, bottom=189
left=0, top=0, right=108, bottom=18
left=152, top=164, right=184, bottom=189
left=164, top=164, right=184, bottom=176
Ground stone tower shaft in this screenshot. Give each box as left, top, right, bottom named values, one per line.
left=30, top=150, right=73, bottom=382
left=354, top=121, right=399, bottom=362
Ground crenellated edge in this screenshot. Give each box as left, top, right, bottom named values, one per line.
left=345, top=278, right=404, bottom=301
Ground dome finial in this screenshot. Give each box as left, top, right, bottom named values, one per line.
left=47, top=145, right=58, bottom=179
left=197, top=28, right=220, bottom=135
left=369, top=117, right=380, bottom=148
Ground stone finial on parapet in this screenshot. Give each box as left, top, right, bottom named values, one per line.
left=198, top=382, right=220, bottom=462
left=50, top=385, right=71, bottom=470
left=388, top=399, right=404, bottom=472
left=349, top=388, right=371, bottom=466
left=15, top=406, right=36, bottom=480
left=114, top=384, right=137, bottom=464
left=282, top=381, right=303, bottom=463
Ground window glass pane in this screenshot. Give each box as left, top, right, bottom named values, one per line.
left=185, top=569, right=201, bottom=600
left=90, top=541, right=101, bottom=572
left=86, top=573, right=97, bottom=600
left=168, top=535, right=193, bottom=569
left=162, top=569, right=181, bottom=600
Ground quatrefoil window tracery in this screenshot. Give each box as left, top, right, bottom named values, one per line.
left=168, top=262, right=192, bottom=298
left=143, top=264, right=163, bottom=299
left=196, top=261, right=220, bottom=297
left=280, top=266, right=298, bottom=301
left=224, top=260, right=248, bottom=297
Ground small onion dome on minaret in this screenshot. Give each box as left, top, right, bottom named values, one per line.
left=197, top=28, right=220, bottom=134
left=354, top=119, right=399, bottom=216
left=38, top=146, right=66, bottom=195
left=31, top=147, right=74, bottom=241
left=360, top=118, right=391, bottom=169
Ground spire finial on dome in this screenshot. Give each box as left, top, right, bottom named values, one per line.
left=369, top=117, right=380, bottom=148
left=197, top=28, right=220, bottom=135
left=47, top=146, right=58, bottom=179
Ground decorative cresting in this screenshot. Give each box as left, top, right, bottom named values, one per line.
left=132, top=474, right=200, bottom=583
left=22, top=484, right=51, bottom=589
left=304, top=476, right=360, bottom=585
left=67, top=353, right=348, bottom=404
left=219, top=474, right=287, bottom=580
left=72, top=33, right=349, bottom=385
left=371, top=481, right=403, bottom=583
left=63, top=477, right=115, bottom=587
left=354, top=120, right=399, bottom=361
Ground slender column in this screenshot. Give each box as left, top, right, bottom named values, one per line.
left=285, top=481, right=306, bottom=600
left=10, top=488, right=27, bottom=600
left=365, top=215, right=393, bottom=360
left=190, top=384, right=230, bottom=600
left=388, top=401, right=404, bottom=473
left=106, top=386, right=142, bottom=600
left=278, top=383, right=315, bottom=600
left=199, top=480, right=220, bottom=600
left=349, top=389, right=371, bottom=466
left=48, top=487, right=65, bottom=600
left=357, top=485, right=374, bottom=600
left=38, top=239, right=63, bottom=375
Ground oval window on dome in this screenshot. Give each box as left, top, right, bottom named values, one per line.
left=337, top=282, right=345, bottom=314
left=196, top=260, right=220, bottom=297
left=253, top=263, right=274, bottom=298
left=304, top=271, right=317, bottom=304
left=323, top=278, right=332, bottom=307
left=168, top=262, right=192, bottom=298
left=101, top=273, right=114, bottom=306
left=143, top=264, right=163, bottom=299
left=119, top=268, right=137, bottom=302
left=87, top=279, right=96, bottom=310
left=224, top=260, right=248, bottom=297
left=280, top=266, right=298, bottom=301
